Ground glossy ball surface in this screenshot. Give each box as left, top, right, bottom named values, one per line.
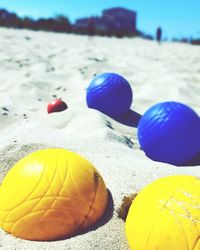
left=138, top=101, right=200, bottom=165
left=0, top=148, right=108, bottom=241
left=126, top=175, right=200, bottom=250
left=47, top=99, right=68, bottom=114
left=86, top=73, right=133, bottom=117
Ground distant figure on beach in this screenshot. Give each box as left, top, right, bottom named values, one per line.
left=87, top=18, right=95, bottom=37
left=156, top=27, right=162, bottom=43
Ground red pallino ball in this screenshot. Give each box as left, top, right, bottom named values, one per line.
left=47, top=99, right=68, bottom=114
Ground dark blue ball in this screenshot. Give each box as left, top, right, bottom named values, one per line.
left=86, top=73, right=132, bottom=118
left=138, top=101, right=200, bottom=165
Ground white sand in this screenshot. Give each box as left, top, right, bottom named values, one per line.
left=0, top=27, right=200, bottom=249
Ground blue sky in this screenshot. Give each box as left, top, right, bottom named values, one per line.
left=0, top=0, right=200, bottom=39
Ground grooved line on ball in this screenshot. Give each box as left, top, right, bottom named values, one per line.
left=144, top=178, right=195, bottom=250
left=169, top=210, right=190, bottom=250
left=78, top=172, right=99, bottom=230
left=9, top=159, right=57, bottom=232
left=192, top=232, right=200, bottom=249
left=5, top=206, right=87, bottom=225
left=29, top=159, right=57, bottom=211
left=165, top=196, right=200, bottom=222
left=139, top=114, right=158, bottom=139
left=9, top=152, right=94, bottom=234
left=2, top=155, right=90, bottom=224
left=69, top=165, right=93, bottom=230
left=2, top=197, right=90, bottom=224
left=1, top=160, right=48, bottom=227
left=41, top=151, right=69, bottom=217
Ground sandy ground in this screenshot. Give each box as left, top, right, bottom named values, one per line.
left=0, top=27, right=200, bottom=249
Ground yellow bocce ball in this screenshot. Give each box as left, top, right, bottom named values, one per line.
left=126, top=175, right=200, bottom=250
left=0, top=148, right=108, bottom=241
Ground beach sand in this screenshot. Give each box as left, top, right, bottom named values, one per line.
left=0, top=27, right=200, bottom=249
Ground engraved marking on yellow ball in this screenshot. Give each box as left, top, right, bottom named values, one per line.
left=125, top=175, right=200, bottom=250
left=0, top=148, right=108, bottom=241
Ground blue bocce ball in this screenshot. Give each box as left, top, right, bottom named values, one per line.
left=138, top=101, right=200, bottom=165
left=86, top=73, right=133, bottom=118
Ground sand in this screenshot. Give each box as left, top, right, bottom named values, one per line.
left=0, top=27, right=200, bottom=249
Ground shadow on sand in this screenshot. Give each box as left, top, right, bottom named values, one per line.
left=112, top=110, right=142, bottom=127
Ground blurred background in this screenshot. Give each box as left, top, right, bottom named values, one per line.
left=0, top=0, right=200, bottom=44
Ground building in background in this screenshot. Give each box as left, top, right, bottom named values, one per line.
left=73, top=7, right=137, bottom=37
